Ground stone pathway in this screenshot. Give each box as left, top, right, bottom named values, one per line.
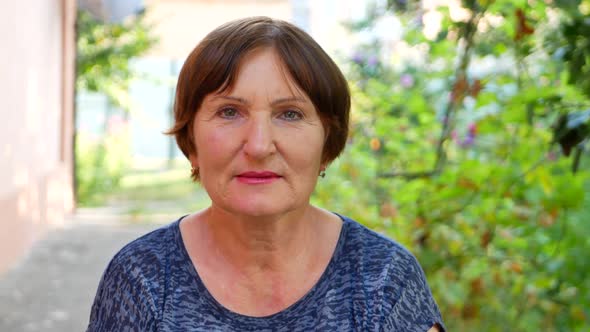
left=0, top=212, right=159, bottom=332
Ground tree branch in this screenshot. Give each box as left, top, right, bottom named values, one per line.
left=433, top=11, right=482, bottom=172
left=378, top=10, right=483, bottom=181
left=378, top=170, right=438, bottom=179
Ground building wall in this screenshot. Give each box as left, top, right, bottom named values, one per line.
left=144, top=0, right=293, bottom=60
left=0, top=0, right=76, bottom=274
left=143, top=0, right=367, bottom=60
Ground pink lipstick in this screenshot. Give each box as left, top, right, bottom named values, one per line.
left=236, top=171, right=281, bottom=184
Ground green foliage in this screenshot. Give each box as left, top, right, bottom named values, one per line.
left=75, top=10, right=157, bottom=205
left=75, top=130, right=130, bottom=206
left=76, top=10, right=157, bottom=108
left=104, top=165, right=210, bottom=222
left=315, top=0, right=590, bottom=330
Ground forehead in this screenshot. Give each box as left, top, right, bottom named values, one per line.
left=215, top=47, right=308, bottom=100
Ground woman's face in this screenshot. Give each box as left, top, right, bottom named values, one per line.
left=190, top=48, right=326, bottom=219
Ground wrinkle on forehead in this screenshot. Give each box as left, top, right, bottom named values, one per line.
left=213, top=47, right=313, bottom=107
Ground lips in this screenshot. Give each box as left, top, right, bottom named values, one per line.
left=235, top=171, right=281, bottom=184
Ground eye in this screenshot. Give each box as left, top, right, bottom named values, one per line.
left=279, top=109, right=303, bottom=121
left=217, top=107, right=239, bottom=119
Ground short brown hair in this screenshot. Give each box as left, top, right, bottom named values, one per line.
left=166, top=16, right=350, bottom=180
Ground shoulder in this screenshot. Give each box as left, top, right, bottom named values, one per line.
left=336, top=214, right=429, bottom=300
left=337, top=215, right=445, bottom=331
left=340, top=215, right=420, bottom=272
left=110, top=221, right=176, bottom=269
left=99, top=220, right=179, bottom=298
left=87, top=220, right=181, bottom=331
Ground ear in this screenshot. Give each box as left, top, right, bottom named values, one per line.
left=188, top=152, right=198, bottom=168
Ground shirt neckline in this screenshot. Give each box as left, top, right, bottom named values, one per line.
left=173, top=213, right=350, bottom=327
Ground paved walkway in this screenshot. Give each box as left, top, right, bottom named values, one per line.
left=0, top=212, right=159, bottom=332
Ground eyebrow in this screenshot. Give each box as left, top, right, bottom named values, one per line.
left=211, top=95, right=308, bottom=106
left=270, top=96, right=308, bottom=106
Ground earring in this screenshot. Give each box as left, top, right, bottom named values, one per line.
left=191, top=165, right=199, bottom=174
left=319, top=168, right=326, bottom=178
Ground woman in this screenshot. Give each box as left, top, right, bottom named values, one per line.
left=87, top=17, right=445, bottom=332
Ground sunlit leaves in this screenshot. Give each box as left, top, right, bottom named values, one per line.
left=76, top=10, right=157, bottom=108
left=75, top=10, right=156, bottom=204
left=314, top=0, right=590, bottom=330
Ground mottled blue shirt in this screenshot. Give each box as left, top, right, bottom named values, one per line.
left=87, top=214, right=445, bottom=331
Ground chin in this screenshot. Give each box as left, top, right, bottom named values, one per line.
left=222, top=199, right=302, bottom=219
left=232, top=205, right=290, bottom=219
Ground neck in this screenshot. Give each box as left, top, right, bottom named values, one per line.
left=181, top=205, right=343, bottom=316
left=198, top=205, right=319, bottom=273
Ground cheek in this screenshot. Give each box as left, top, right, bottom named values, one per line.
left=195, top=127, right=233, bottom=162
left=282, top=132, right=324, bottom=169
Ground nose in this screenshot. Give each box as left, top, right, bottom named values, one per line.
left=242, top=114, right=276, bottom=159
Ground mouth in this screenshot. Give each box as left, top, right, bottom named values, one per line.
left=235, top=171, right=282, bottom=184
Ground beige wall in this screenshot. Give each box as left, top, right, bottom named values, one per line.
left=144, top=0, right=292, bottom=59
left=0, top=0, right=76, bottom=274
left=143, top=0, right=365, bottom=64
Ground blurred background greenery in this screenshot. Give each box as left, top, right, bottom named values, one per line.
left=75, top=0, right=589, bottom=330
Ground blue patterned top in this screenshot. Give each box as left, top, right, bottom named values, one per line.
left=87, top=214, right=445, bottom=331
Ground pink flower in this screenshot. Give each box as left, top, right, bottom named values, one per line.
left=351, top=52, right=365, bottom=65
left=468, top=123, right=477, bottom=136
left=400, top=74, right=414, bottom=88
left=367, top=55, right=379, bottom=67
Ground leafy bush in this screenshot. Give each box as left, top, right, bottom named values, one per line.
left=75, top=125, right=130, bottom=206
left=76, top=10, right=157, bottom=108
left=75, top=9, right=157, bottom=204
left=315, top=0, right=590, bottom=330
